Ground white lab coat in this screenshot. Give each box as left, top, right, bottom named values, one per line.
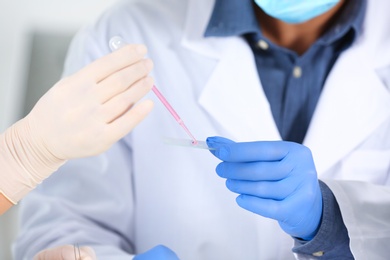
left=14, top=0, right=390, bottom=259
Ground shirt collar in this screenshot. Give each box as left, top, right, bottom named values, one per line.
left=204, top=0, right=258, bottom=37
left=205, top=0, right=367, bottom=45
left=319, top=0, right=366, bottom=45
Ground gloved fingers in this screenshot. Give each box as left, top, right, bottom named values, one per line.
left=134, top=245, right=180, bottom=260
left=207, top=136, right=235, bottom=146
left=76, top=44, right=148, bottom=83
left=283, top=144, right=317, bottom=171
left=235, top=194, right=307, bottom=225
left=236, top=189, right=323, bottom=239
left=235, top=194, right=285, bottom=221
left=33, top=245, right=97, bottom=260
left=207, top=136, right=236, bottom=158
left=76, top=246, right=96, bottom=260
left=97, top=59, right=153, bottom=103
left=100, top=76, right=154, bottom=123
left=106, top=99, right=154, bottom=141
left=283, top=188, right=323, bottom=239
left=216, top=161, right=293, bottom=181
left=208, top=136, right=323, bottom=240
left=207, top=136, right=296, bottom=162
left=225, top=179, right=297, bottom=200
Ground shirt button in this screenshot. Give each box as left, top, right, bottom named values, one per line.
left=293, top=66, right=302, bottom=78
left=257, top=39, right=269, bottom=50
left=312, top=251, right=324, bottom=257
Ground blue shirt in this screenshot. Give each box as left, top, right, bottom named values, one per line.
left=205, top=0, right=366, bottom=144
left=205, top=0, right=366, bottom=258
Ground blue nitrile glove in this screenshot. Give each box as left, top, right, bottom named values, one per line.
left=133, top=245, right=179, bottom=260
left=207, top=136, right=323, bottom=240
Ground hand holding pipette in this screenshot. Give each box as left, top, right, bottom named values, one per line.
left=0, top=43, right=154, bottom=209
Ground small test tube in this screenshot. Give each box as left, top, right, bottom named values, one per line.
left=163, top=138, right=214, bottom=150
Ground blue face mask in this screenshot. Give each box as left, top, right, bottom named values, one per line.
left=254, top=0, right=340, bottom=24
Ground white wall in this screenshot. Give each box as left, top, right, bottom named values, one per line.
left=0, top=1, right=118, bottom=259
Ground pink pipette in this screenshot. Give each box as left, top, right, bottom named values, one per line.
left=151, top=86, right=198, bottom=145
left=109, top=36, right=198, bottom=145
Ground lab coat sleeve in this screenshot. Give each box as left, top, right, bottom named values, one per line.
left=13, top=140, right=137, bottom=260
left=323, top=179, right=390, bottom=259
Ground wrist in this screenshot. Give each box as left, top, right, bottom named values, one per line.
left=292, top=181, right=353, bottom=258
left=302, top=189, right=323, bottom=240
left=24, top=115, right=67, bottom=177
left=0, top=117, right=66, bottom=203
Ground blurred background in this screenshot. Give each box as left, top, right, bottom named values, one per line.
left=0, top=1, right=118, bottom=258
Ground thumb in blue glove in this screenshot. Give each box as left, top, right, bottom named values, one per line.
left=133, top=245, right=179, bottom=260
left=206, top=136, right=323, bottom=240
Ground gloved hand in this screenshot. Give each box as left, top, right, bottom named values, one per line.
left=33, top=245, right=97, bottom=260
left=134, top=245, right=180, bottom=260
left=0, top=44, right=154, bottom=204
left=27, top=43, right=154, bottom=160
left=206, top=136, right=323, bottom=240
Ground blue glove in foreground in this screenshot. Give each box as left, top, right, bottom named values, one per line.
left=133, top=245, right=179, bottom=260
left=207, top=136, right=323, bottom=240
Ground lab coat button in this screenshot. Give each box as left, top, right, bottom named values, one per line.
left=312, top=251, right=324, bottom=257
left=257, top=39, right=269, bottom=50
left=293, top=66, right=302, bottom=78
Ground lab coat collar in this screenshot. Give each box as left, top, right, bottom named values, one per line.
left=180, top=0, right=221, bottom=59
left=181, top=0, right=390, bottom=173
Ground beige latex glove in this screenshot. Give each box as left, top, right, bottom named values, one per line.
left=33, top=245, right=97, bottom=260
left=0, top=44, right=154, bottom=204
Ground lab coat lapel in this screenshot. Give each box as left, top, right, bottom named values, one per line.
left=181, top=0, right=280, bottom=142
left=197, top=39, right=280, bottom=142
left=304, top=46, right=390, bottom=175
left=304, top=0, right=390, bottom=175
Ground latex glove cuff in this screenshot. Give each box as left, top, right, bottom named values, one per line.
left=0, top=117, right=66, bottom=203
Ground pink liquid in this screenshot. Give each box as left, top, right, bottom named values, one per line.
left=152, top=86, right=198, bottom=145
